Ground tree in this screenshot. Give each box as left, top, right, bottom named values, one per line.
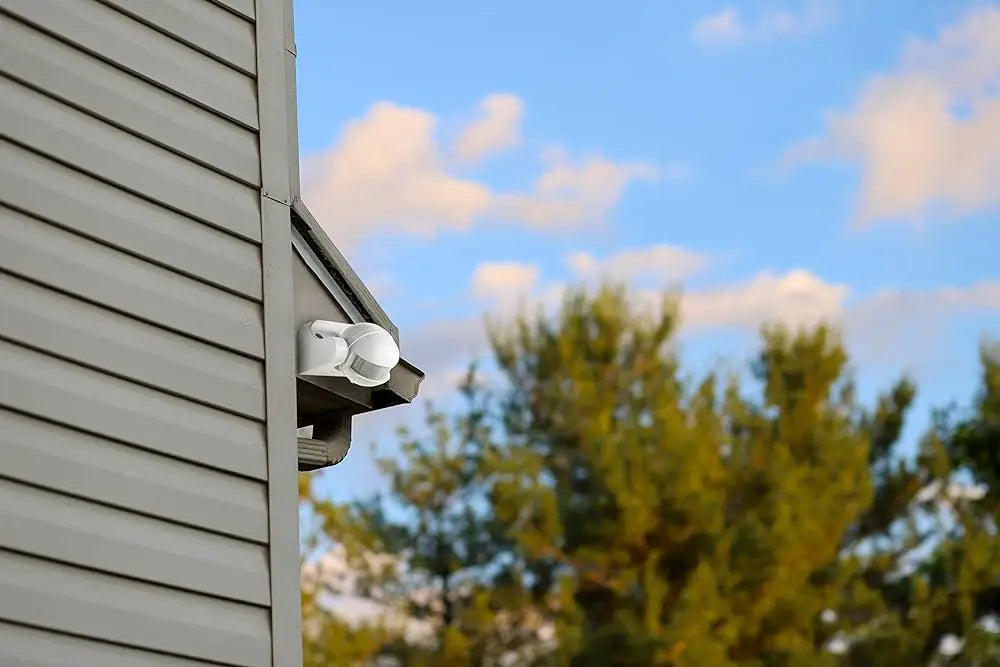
left=946, top=341, right=1000, bottom=524
left=301, top=370, right=561, bottom=666
left=766, top=343, right=1000, bottom=667
left=946, top=341, right=1000, bottom=653
left=299, top=284, right=998, bottom=666
left=487, top=286, right=886, bottom=665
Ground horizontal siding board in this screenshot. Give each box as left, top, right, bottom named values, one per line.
left=0, top=17, right=260, bottom=186
left=1, top=141, right=262, bottom=298
left=1, top=0, right=258, bottom=128
left=0, top=273, right=266, bottom=420
left=208, top=0, right=255, bottom=21
left=0, top=551, right=272, bottom=666
left=0, top=410, right=269, bottom=543
left=0, top=622, right=223, bottom=667
left=1, top=77, right=261, bottom=240
left=98, top=0, right=257, bottom=75
left=0, top=480, right=271, bottom=605
left=0, top=208, right=264, bottom=358
left=0, top=341, right=268, bottom=480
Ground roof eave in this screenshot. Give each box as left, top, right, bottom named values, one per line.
left=289, top=198, right=424, bottom=411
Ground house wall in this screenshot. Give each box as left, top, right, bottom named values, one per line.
left=0, top=1, right=301, bottom=664
left=292, top=249, right=353, bottom=328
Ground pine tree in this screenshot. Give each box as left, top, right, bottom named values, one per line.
left=301, top=370, right=557, bottom=666
left=487, top=285, right=890, bottom=666
left=299, top=285, right=998, bottom=666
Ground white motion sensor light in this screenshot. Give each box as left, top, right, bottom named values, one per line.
left=297, top=320, right=400, bottom=388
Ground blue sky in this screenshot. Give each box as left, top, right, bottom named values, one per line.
left=292, top=0, right=1000, bottom=502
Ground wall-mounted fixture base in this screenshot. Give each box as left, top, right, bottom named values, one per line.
left=296, top=413, right=352, bottom=471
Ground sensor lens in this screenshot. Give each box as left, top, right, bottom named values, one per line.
left=349, top=355, right=389, bottom=383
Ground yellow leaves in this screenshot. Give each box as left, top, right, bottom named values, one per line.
left=301, top=593, right=402, bottom=667
left=298, top=472, right=312, bottom=502
left=642, top=550, right=667, bottom=637
left=439, top=626, right=471, bottom=666
left=298, top=283, right=999, bottom=665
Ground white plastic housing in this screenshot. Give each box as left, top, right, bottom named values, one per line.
left=296, top=320, right=400, bottom=388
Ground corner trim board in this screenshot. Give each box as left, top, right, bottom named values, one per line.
left=254, top=0, right=302, bottom=664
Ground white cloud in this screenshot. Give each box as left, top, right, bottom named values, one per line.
left=452, top=94, right=524, bottom=165
left=691, top=7, right=745, bottom=46
left=456, top=250, right=1000, bottom=372
left=398, top=244, right=1000, bottom=398
left=692, top=1, right=837, bottom=48
left=471, top=261, right=541, bottom=302
left=491, top=153, right=661, bottom=229
left=784, top=5, right=1000, bottom=226
left=567, top=244, right=709, bottom=286
left=682, top=269, right=848, bottom=330
left=342, top=256, right=998, bottom=499
left=844, top=281, right=1000, bottom=364
left=674, top=274, right=1000, bottom=373
left=392, top=261, right=567, bottom=403
left=301, top=101, right=492, bottom=251
left=398, top=316, right=492, bottom=402
left=400, top=316, right=487, bottom=373
left=467, top=258, right=849, bottom=340
left=463, top=246, right=999, bottom=350
left=302, top=97, right=666, bottom=252
left=679, top=274, right=1000, bottom=368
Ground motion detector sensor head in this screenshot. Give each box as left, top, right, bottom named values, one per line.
left=337, top=322, right=399, bottom=387
left=297, top=320, right=400, bottom=388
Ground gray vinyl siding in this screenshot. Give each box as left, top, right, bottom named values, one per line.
left=3, top=0, right=259, bottom=128
left=1, top=142, right=262, bottom=298
left=0, top=621, right=230, bottom=667
left=292, top=253, right=352, bottom=327
left=0, top=410, right=269, bottom=542
left=0, top=0, right=284, bottom=664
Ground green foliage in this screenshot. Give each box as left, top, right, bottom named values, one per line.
left=947, top=342, right=1000, bottom=522
left=300, top=284, right=999, bottom=666
left=487, top=286, right=876, bottom=666
left=302, top=583, right=398, bottom=667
